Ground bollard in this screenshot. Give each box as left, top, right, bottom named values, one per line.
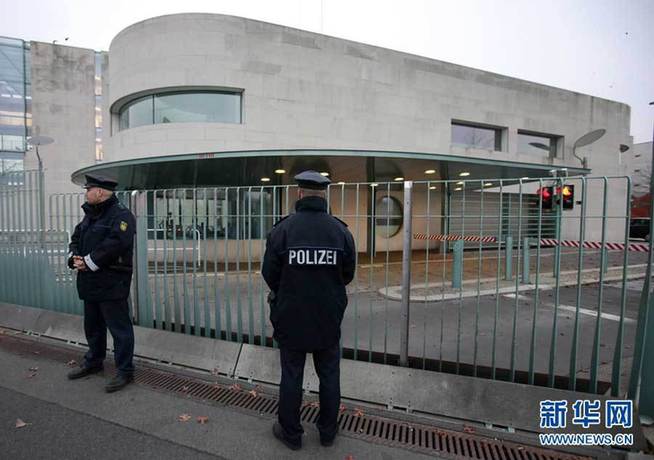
left=522, top=237, right=530, bottom=283
left=452, top=239, right=463, bottom=289
left=504, top=235, right=513, bottom=280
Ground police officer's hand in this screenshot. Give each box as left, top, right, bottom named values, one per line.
left=73, top=256, right=87, bottom=271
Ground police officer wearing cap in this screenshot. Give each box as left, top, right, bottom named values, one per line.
left=66, top=174, right=137, bottom=393
left=262, top=170, right=356, bottom=450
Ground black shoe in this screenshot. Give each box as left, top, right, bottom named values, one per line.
left=272, top=422, right=301, bottom=451
left=67, top=366, right=103, bottom=380
left=105, top=374, right=134, bottom=393
left=320, top=436, right=335, bottom=447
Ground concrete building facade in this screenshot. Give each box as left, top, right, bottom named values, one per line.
left=0, top=13, right=637, bottom=247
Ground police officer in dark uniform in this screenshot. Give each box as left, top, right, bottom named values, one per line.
left=66, top=174, right=137, bottom=393
left=262, top=170, right=356, bottom=450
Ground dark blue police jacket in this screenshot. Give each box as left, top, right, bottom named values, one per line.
left=262, top=196, right=356, bottom=351
left=68, top=194, right=136, bottom=302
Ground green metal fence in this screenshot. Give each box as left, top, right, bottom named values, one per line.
left=1, top=172, right=652, bottom=400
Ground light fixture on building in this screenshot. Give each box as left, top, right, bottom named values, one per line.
left=521, top=177, right=530, bottom=180
left=424, top=169, right=436, bottom=174
left=429, top=186, right=437, bottom=190
left=454, top=187, right=463, bottom=191
left=320, top=172, right=329, bottom=176
left=260, top=177, right=271, bottom=182
left=484, top=182, right=493, bottom=187
left=370, top=183, right=378, bottom=187
left=459, top=172, right=470, bottom=177
left=456, top=181, right=464, bottom=185
left=394, top=177, right=404, bottom=181
left=337, top=181, right=346, bottom=185
left=274, top=169, right=286, bottom=174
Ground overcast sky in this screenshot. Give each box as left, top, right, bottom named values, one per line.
left=1, top=0, right=653, bottom=143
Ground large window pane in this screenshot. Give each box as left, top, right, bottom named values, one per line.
left=154, top=92, right=241, bottom=124
left=118, top=91, right=242, bottom=131
left=451, top=122, right=501, bottom=151
left=517, top=130, right=558, bottom=157
left=119, top=96, right=153, bottom=130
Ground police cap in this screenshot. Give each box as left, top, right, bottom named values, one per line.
left=84, top=174, right=118, bottom=191
left=294, top=170, right=331, bottom=190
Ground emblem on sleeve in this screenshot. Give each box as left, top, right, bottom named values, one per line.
left=120, top=221, right=128, bottom=232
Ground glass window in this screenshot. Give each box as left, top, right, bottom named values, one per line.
left=119, top=96, right=153, bottom=130
left=118, top=91, right=242, bottom=131
left=154, top=92, right=241, bottom=124
left=517, top=130, right=558, bottom=156
left=375, top=195, right=403, bottom=238
left=451, top=122, right=502, bottom=151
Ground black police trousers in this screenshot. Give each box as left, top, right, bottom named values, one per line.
left=278, top=344, right=340, bottom=444
left=83, top=299, right=135, bottom=376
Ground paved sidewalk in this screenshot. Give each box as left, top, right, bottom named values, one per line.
left=0, top=331, right=438, bottom=460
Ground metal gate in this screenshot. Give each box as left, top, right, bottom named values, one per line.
left=1, top=171, right=652, bottom=403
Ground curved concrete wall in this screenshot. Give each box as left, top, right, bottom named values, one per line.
left=105, top=13, right=630, bottom=177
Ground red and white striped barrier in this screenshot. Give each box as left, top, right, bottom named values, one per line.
left=413, top=233, right=650, bottom=252
left=539, top=239, right=650, bottom=252
left=413, top=233, right=497, bottom=243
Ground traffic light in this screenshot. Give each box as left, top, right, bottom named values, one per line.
left=538, top=186, right=554, bottom=210
left=561, top=184, right=574, bottom=210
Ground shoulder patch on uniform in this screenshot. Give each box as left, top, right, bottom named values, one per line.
left=272, top=215, right=291, bottom=227
left=120, top=221, right=128, bottom=232
left=332, top=216, right=349, bottom=227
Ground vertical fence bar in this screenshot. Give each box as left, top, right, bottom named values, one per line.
left=383, top=183, right=391, bottom=364
left=522, top=237, right=530, bottom=283
left=224, top=187, right=232, bottom=342
left=492, top=180, right=504, bottom=380
left=473, top=181, right=485, bottom=377
left=528, top=179, right=544, bottom=385
left=399, top=181, right=413, bottom=367
left=214, top=188, right=222, bottom=340
left=422, top=182, right=432, bottom=370
left=510, top=180, right=524, bottom=383
left=455, top=183, right=466, bottom=375
left=247, top=187, right=255, bottom=344
left=548, top=178, right=563, bottom=388
left=611, top=177, right=631, bottom=396
left=589, top=177, right=609, bottom=393
left=504, top=236, right=513, bottom=280
left=353, top=184, right=361, bottom=361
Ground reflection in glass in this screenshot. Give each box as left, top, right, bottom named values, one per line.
left=517, top=131, right=557, bottom=157
left=451, top=122, right=501, bottom=151
left=118, top=91, right=242, bottom=131
left=154, top=92, right=241, bottom=124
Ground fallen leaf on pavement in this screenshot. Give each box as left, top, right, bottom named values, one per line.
left=463, top=426, right=475, bottom=434
left=178, top=414, right=192, bottom=422
left=26, top=372, right=37, bottom=379
left=32, top=351, right=41, bottom=355
left=248, top=389, right=259, bottom=398
left=229, top=383, right=242, bottom=392
left=15, top=419, right=29, bottom=428
left=303, top=401, right=319, bottom=408
left=339, top=404, right=347, bottom=414
left=28, top=367, right=38, bottom=372
left=345, top=455, right=354, bottom=460
left=66, top=360, right=78, bottom=367
left=181, top=386, right=190, bottom=392
left=197, top=416, right=209, bottom=424
left=211, top=367, right=220, bottom=376
left=353, top=408, right=364, bottom=417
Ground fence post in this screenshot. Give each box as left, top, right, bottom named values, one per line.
left=399, top=181, right=413, bottom=367
left=522, top=237, right=530, bottom=284
left=132, top=191, right=150, bottom=327
left=452, top=240, right=463, bottom=289
left=602, top=247, right=609, bottom=275
left=504, top=235, right=513, bottom=280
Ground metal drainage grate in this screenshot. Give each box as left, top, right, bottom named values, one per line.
left=0, top=334, right=593, bottom=460
left=134, top=367, right=592, bottom=460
